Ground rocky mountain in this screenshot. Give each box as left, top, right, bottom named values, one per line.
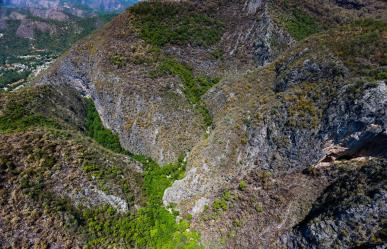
left=0, top=0, right=386, bottom=248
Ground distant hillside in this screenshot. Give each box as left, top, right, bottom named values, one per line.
left=0, top=0, right=137, bottom=91
left=1, top=0, right=137, bottom=13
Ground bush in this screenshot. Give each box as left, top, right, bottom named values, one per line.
left=213, top=198, right=228, bottom=212
left=109, top=54, right=126, bottom=68
left=333, top=21, right=386, bottom=77
left=376, top=71, right=387, bottom=80
left=5, top=93, right=203, bottom=248
left=287, top=95, right=319, bottom=129
left=277, top=8, right=321, bottom=40
left=255, top=203, right=264, bottom=213
left=81, top=164, right=100, bottom=173
left=239, top=180, right=247, bottom=191
left=212, top=190, right=233, bottom=213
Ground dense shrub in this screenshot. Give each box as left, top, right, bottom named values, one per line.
left=3, top=95, right=203, bottom=248
left=83, top=155, right=202, bottom=248
left=0, top=88, right=57, bottom=132
left=274, top=6, right=321, bottom=40
left=0, top=70, right=31, bottom=87
left=130, top=1, right=224, bottom=47
left=85, top=98, right=125, bottom=154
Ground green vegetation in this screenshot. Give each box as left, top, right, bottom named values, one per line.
left=258, top=170, right=273, bottom=189
left=33, top=14, right=115, bottom=54
left=277, top=7, right=321, bottom=40
left=83, top=99, right=201, bottom=248
left=334, top=20, right=387, bottom=79
left=0, top=20, right=30, bottom=64
left=0, top=88, right=57, bottom=132
left=17, top=146, right=85, bottom=229
left=213, top=198, right=228, bottom=212
left=109, top=54, right=127, bottom=68
left=2, top=92, right=202, bottom=248
left=287, top=95, right=320, bottom=129
left=85, top=98, right=125, bottom=154
left=130, top=1, right=224, bottom=47
left=158, top=59, right=219, bottom=104
left=376, top=71, right=387, bottom=80
left=81, top=163, right=135, bottom=202
left=82, top=155, right=202, bottom=248
left=133, top=154, right=186, bottom=201
left=238, top=180, right=248, bottom=191
left=0, top=112, right=55, bottom=132
left=212, top=190, right=233, bottom=213
left=255, top=202, right=264, bottom=213
left=0, top=69, right=30, bottom=87
left=154, top=58, right=219, bottom=127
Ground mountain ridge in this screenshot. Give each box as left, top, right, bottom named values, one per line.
left=0, top=0, right=386, bottom=248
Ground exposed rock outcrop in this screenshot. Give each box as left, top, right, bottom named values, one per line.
left=38, top=36, right=205, bottom=164
left=281, top=158, right=387, bottom=249
left=36, top=0, right=295, bottom=164
left=335, top=0, right=365, bottom=9
left=164, top=29, right=387, bottom=220
left=219, top=0, right=294, bottom=67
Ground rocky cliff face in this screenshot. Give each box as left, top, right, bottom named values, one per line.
left=164, top=29, right=386, bottom=212
left=281, top=158, right=387, bottom=249
left=167, top=13, right=387, bottom=246
left=3, top=0, right=387, bottom=248
left=38, top=29, right=206, bottom=164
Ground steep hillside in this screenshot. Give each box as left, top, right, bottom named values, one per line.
left=0, top=84, right=201, bottom=248
left=1, top=0, right=387, bottom=248
left=163, top=17, right=387, bottom=248
left=38, top=0, right=387, bottom=164
left=0, top=85, right=143, bottom=247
